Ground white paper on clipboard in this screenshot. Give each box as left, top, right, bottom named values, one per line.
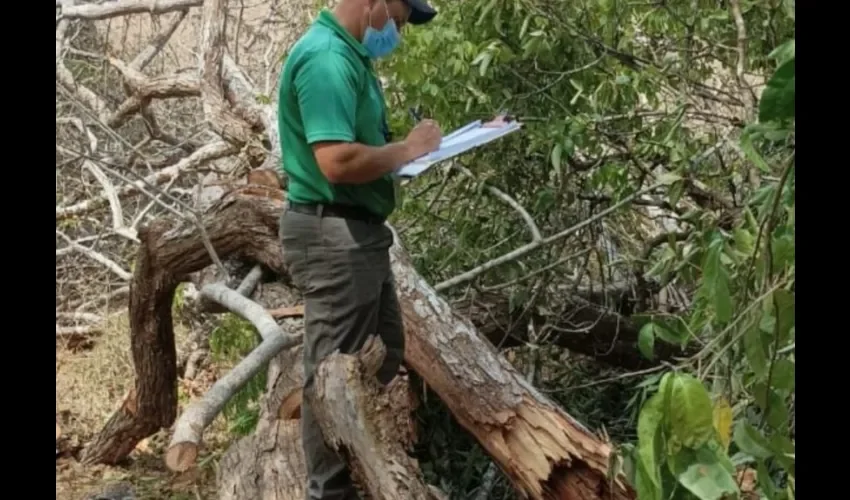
left=394, top=117, right=523, bottom=179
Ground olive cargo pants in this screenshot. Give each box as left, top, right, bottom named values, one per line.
left=280, top=208, right=405, bottom=500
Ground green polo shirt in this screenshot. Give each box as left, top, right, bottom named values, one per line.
left=277, top=9, right=395, bottom=219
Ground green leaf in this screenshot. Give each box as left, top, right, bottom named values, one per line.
left=772, top=289, right=795, bottom=344
left=702, top=240, right=733, bottom=323
left=634, top=454, right=662, bottom=500
left=768, top=39, right=795, bottom=66
left=771, top=358, right=795, bottom=392
left=519, top=15, right=531, bottom=39
left=712, top=398, right=733, bottom=452
left=638, top=323, right=655, bottom=360
left=667, top=374, right=715, bottom=450
left=657, top=172, right=682, bottom=185
left=769, top=433, right=796, bottom=474
left=733, top=421, right=773, bottom=459
left=668, top=180, right=684, bottom=207
left=551, top=143, right=563, bottom=171
left=771, top=234, right=795, bottom=274
left=732, top=227, right=755, bottom=256
left=757, top=460, right=781, bottom=499
left=739, top=128, right=771, bottom=173
left=672, top=444, right=739, bottom=500
left=654, top=319, right=689, bottom=346
left=783, top=0, right=795, bottom=20
left=753, top=383, right=790, bottom=432
left=637, top=390, right=665, bottom=490
left=743, top=319, right=769, bottom=379
left=759, top=57, right=795, bottom=124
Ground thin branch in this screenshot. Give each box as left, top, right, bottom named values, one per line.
left=82, top=159, right=138, bottom=241
left=56, top=230, right=132, bottom=281
left=482, top=248, right=593, bottom=292
left=56, top=312, right=103, bottom=324
left=130, top=10, right=189, bottom=71
left=453, top=163, right=542, bottom=242
left=56, top=0, right=110, bottom=120
left=59, top=0, right=202, bottom=21
left=436, top=182, right=666, bottom=292
left=235, top=265, right=264, bottom=296
left=57, top=324, right=101, bottom=337
left=166, top=283, right=302, bottom=472
left=56, top=141, right=235, bottom=220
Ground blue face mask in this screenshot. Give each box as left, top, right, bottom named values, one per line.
left=362, top=3, right=401, bottom=59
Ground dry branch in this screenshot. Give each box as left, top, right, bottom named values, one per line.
left=165, top=316, right=301, bottom=472
left=434, top=182, right=664, bottom=292
left=56, top=325, right=100, bottom=337
left=130, top=9, right=189, bottom=71
left=56, top=311, right=103, bottom=324
left=200, top=0, right=259, bottom=157
left=59, top=0, right=202, bottom=20
left=56, top=230, right=132, bottom=281
left=56, top=141, right=235, bottom=221
left=166, top=304, right=300, bottom=472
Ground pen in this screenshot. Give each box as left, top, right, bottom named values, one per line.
left=409, top=107, right=422, bottom=124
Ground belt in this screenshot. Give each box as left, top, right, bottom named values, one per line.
left=287, top=202, right=385, bottom=225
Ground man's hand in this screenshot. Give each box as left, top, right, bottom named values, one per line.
left=404, top=119, right=442, bottom=159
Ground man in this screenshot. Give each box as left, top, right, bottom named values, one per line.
left=276, top=0, right=441, bottom=498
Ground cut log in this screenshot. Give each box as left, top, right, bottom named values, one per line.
left=219, top=333, right=422, bottom=499
left=310, top=336, right=442, bottom=499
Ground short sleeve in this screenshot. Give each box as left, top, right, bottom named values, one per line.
left=294, top=50, right=360, bottom=144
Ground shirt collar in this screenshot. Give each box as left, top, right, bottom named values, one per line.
left=315, top=10, right=369, bottom=60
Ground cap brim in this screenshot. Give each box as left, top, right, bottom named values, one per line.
left=405, top=0, right=437, bottom=25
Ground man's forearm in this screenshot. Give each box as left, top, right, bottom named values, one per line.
left=318, top=141, right=415, bottom=184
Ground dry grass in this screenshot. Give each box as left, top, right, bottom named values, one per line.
left=56, top=312, right=238, bottom=500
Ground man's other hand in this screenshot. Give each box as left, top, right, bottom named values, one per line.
left=404, top=119, right=442, bottom=158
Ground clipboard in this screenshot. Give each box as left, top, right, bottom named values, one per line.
left=394, top=115, right=523, bottom=179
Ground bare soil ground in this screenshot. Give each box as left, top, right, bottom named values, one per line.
left=56, top=314, right=231, bottom=499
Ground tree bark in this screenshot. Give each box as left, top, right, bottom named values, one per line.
left=81, top=189, right=286, bottom=465
left=310, top=336, right=442, bottom=500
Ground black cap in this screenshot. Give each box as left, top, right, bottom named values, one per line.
left=402, top=0, right=437, bottom=25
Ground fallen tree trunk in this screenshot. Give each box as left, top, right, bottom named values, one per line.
left=84, top=187, right=634, bottom=498
left=389, top=233, right=634, bottom=499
